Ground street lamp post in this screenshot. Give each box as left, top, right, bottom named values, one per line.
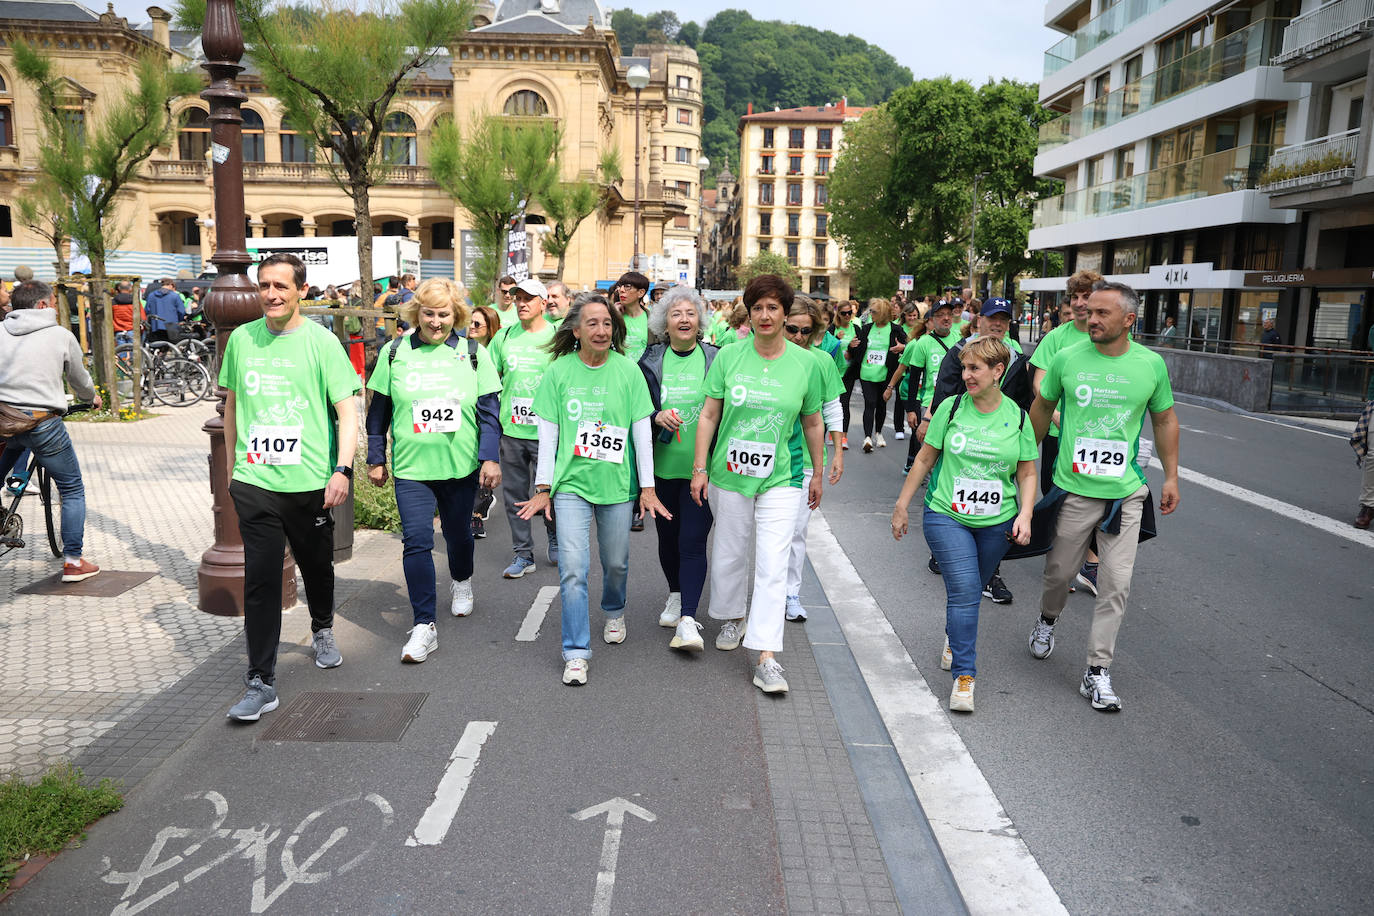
left=197, top=0, right=296, bottom=615
left=696, top=154, right=710, bottom=289
left=968, top=171, right=987, bottom=299
left=627, top=64, right=650, bottom=272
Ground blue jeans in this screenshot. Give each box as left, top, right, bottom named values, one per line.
left=115, top=330, right=133, bottom=347
left=653, top=476, right=713, bottom=617
left=8, top=417, right=86, bottom=559
left=394, top=474, right=478, bottom=625
left=922, top=507, right=1014, bottom=679
left=0, top=443, right=30, bottom=482
left=553, top=492, right=632, bottom=660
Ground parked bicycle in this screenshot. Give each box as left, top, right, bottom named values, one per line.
left=114, top=341, right=213, bottom=407
left=0, top=403, right=93, bottom=560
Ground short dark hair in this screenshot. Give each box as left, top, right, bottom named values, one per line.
left=160, top=277, right=175, bottom=288
left=10, top=280, right=54, bottom=310
left=258, top=252, right=307, bottom=288
left=499, top=275, right=517, bottom=287
left=616, top=270, right=650, bottom=291
left=743, top=274, right=794, bottom=310
left=1091, top=279, right=1141, bottom=314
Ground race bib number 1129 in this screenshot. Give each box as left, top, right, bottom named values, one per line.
left=1072, top=436, right=1128, bottom=477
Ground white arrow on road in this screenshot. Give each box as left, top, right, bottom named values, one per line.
left=572, top=798, right=657, bottom=916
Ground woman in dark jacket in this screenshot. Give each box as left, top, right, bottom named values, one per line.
left=846, top=298, right=907, bottom=452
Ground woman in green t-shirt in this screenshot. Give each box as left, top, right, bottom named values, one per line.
left=846, top=298, right=907, bottom=453
left=364, top=279, right=504, bottom=664
left=639, top=287, right=719, bottom=652
left=517, top=294, right=670, bottom=687
left=890, top=337, right=1037, bottom=715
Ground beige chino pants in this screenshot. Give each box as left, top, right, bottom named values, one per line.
left=1038, top=484, right=1149, bottom=669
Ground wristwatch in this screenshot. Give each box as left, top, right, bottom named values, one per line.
left=692, top=466, right=708, bottom=475
left=534, top=485, right=552, bottom=495
left=334, top=465, right=354, bottom=479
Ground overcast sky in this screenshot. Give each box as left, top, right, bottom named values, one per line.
left=105, top=0, right=1052, bottom=85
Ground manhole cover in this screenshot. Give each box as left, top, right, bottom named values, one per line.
left=259, top=691, right=427, bottom=743
left=17, top=570, right=156, bottom=597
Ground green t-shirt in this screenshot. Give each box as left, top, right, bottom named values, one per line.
left=709, top=314, right=730, bottom=346
left=495, top=305, right=519, bottom=327
left=1040, top=339, right=1174, bottom=500
left=924, top=393, right=1036, bottom=527
left=531, top=352, right=654, bottom=504
left=719, top=328, right=753, bottom=348
left=219, top=318, right=360, bottom=492
left=805, top=345, right=845, bottom=471
left=365, top=336, right=501, bottom=481
left=623, top=310, right=649, bottom=363
left=899, top=330, right=954, bottom=407
left=859, top=323, right=893, bottom=382
left=831, top=322, right=856, bottom=374
left=1030, top=321, right=1090, bottom=437
left=653, top=346, right=709, bottom=480
left=703, top=341, right=823, bottom=498
left=488, top=321, right=556, bottom=440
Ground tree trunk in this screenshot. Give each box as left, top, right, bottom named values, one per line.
left=88, top=255, right=119, bottom=413
left=352, top=182, right=373, bottom=293
left=556, top=251, right=566, bottom=281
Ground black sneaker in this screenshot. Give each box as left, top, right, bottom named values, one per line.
left=903, top=460, right=913, bottom=474
left=631, top=514, right=644, bottom=532
left=928, top=555, right=940, bottom=575
left=1075, top=563, right=1099, bottom=596
left=471, top=516, right=486, bottom=539
left=982, top=574, right=1013, bottom=604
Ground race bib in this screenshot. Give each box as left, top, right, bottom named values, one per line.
left=865, top=349, right=885, bottom=366
left=573, top=420, right=627, bottom=463
left=1071, top=437, right=1128, bottom=477
left=510, top=397, right=536, bottom=427
left=951, top=477, right=1001, bottom=517
left=245, top=424, right=303, bottom=465
left=726, top=437, right=776, bottom=478
left=411, top=398, right=461, bottom=434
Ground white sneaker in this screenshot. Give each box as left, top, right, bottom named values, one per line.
left=715, top=618, right=746, bottom=650
left=753, top=658, right=790, bottom=694
left=862, top=436, right=873, bottom=453
left=603, top=616, right=627, bottom=644
left=940, top=636, right=952, bottom=671
left=401, top=623, right=438, bottom=663
left=876, top=433, right=887, bottom=448
left=670, top=617, right=704, bottom=651
left=784, top=595, right=806, bottom=621
left=562, top=658, right=588, bottom=685
left=450, top=579, right=474, bottom=617
left=658, top=593, right=682, bottom=627
left=949, top=675, right=975, bottom=713
left=894, top=431, right=905, bottom=440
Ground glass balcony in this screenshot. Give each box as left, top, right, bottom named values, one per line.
left=1259, top=128, right=1361, bottom=191
left=1273, top=0, right=1374, bottom=65
left=1045, top=0, right=1180, bottom=75
left=1039, top=19, right=1284, bottom=153
left=1035, top=143, right=1273, bottom=228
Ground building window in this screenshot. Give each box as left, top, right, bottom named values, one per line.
left=787, top=213, right=800, bottom=236
left=676, top=146, right=691, bottom=163
left=280, top=117, right=314, bottom=163
left=816, top=155, right=831, bottom=175
left=0, top=74, right=12, bottom=148
left=242, top=108, right=266, bottom=162
left=814, top=243, right=827, bottom=267
left=786, top=182, right=802, bottom=205
left=281, top=217, right=303, bottom=237
left=789, top=128, right=804, bottom=149
left=380, top=219, right=407, bottom=237
left=1114, top=146, right=1134, bottom=180
left=760, top=182, right=774, bottom=204
left=503, top=90, right=548, bottom=117
left=182, top=217, right=201, bottom=247
left=676, top=75, right=693, bottom=90
left=788, top=155, right=802, bottom=174
left=383, top=111, right=417, bottom=166
left=62, top=105, right=85, bottom=144
left=332, top=218, right=355, bottom=236
left=760, top=212, right=772, bottom=235
left=760, top=154, right=774, bottom=174
left=815, top=213, right=828, bottom=237
left=786, top=241, right=799, bottom=265
left=817, top=128, right=832, bottom=150
left=677, top=108, right=693, bottom=125
left=178, top=108, right=211, bottom=161
left=432, top=220, right=454, bottom=250
left=762, top=127, right=775, bottom=148
left=815, top=183, right=829, bottom=205
left=0, top=204, right=11, bottom=237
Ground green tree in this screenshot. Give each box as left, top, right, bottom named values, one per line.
left=735, top=250, right=799, bottom=289
left=828, top=106, right=904, bottom=296
left=430, top=115, right=560, bottom=302
left=12, top=177, right=70, bottom=280
left=539, top=181, right=600, bottom=282
left=175, top=0, right=471, bottom=288
left=11, top=41, right=198, bottom=405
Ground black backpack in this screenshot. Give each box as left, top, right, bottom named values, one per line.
left=387, top=333, right=479, bottom=371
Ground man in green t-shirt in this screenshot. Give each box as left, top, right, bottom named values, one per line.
left=489, top=277, right=558, bottom=577
left=545, top=280, right=570, bottom=324
left=219, top=253, right=361, bottom=722
left=1027, top=281, right=1180, bottom=714
left=494, top=275, right=519, bottom=326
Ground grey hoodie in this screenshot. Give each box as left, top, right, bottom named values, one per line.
left=0, top=309, right=97, bottom=413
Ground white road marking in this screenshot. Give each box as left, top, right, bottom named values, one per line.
left=406, top=721, right=498, bottom=847
left=573, top=798, right=657, bottom=916
left=516, top=586, right=559, bottom=641
left=806, top=514, right=1068, bottom=915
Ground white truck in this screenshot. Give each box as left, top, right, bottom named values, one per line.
left=244, top=236, right=422, bottom=290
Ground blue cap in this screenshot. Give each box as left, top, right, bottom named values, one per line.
left=982, top=298, right=1013, bottom=318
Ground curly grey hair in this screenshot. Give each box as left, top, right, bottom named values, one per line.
left=648, top=286, right=709, bottom=339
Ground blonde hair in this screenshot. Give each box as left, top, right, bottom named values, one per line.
left=789, top=295, right=825, bottom=347
left=401, top=278, right=471, bottom=331
left=867, top=297, right=893, bottom=324
left=962, top=336, right=1010, bottom=380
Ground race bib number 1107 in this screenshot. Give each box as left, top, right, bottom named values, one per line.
left=246, top=424, right=303, bottom=465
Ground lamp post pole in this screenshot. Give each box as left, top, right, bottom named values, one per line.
left=197, top=0, right=296, bottom=615
left=696, top=154, right=710, bottom=290
left=627, top=64, right=650, bottom=272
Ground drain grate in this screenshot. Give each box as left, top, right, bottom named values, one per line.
left=259, top=691, right=427, bottom=743
left=17, top=570, right=156, bottom=597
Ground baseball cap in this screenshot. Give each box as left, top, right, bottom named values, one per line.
left=930, top=298, right=955, bottom=312
left=514, top=277, right=547, bottom=298
left=982, top=298, right=1013, bottom=318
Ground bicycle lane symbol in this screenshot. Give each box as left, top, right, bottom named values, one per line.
left=99, top=789, right=394, bottom=915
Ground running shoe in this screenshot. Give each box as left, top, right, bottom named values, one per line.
left=502, top=556, right=536, bottom=579
left=949, top=675, right=975, bottom=713
left=631, top=514, right=644, bottom=532
left=863, top=436, right=873, bottom=453
left=784, top=595, right=806, bottom=622
left=841, top=436, right=849, bottom=450
left=471, top=516, right=486, bottom=539
left=1075, top=563, right=1099, bottom=596
left=227, top=676, right=278, bottom=722
left=983, top=574, right=1013, bottom=605
left=928, top=555, right=940, bottom=575
left=603, top=616, right=626, bottom=644
left=904, top=460, right=913, bottom=474
left=1080, top=668, right=1121, bottom=712
left=715, top=618, right=746, bottom=651
left=670, top=617, right=705, bottom=651
left=940, top=636, right=952, bottom=671
left=894, top=431, right=905, bottom=440
left=451, top=579, right=474, bottom=617
left=547, top=535, right=559, bottom=566
left=401, top=623, right=438, bottom=663
left=753, top=658, right=789, bottom=694
left=60, top=558, right=101, bottom=583
left=659, top=593, right=682, bottom=627
left=875, top=433, right=887, bottom=448
left=312, top=627, right=342, bottom=668
left=1028, top=617, right=1056, bottom=659
left=562, top=658, right=588, bottom=685
left=1356, top=505, right=1373, bottom=529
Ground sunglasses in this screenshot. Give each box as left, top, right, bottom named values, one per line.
left=784, top=324, right=813, bottom=335
left=500, top=288, right=514, bottom=296
left=838, top=309, right=853, bottom=316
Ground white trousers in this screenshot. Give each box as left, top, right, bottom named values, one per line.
left=785, top=469, right=814, bottom=597
left=707, top=482, right=801, bottom=653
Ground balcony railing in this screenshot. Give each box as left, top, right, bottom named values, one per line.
left=1035, top=143, right=1272, bottom=228
left=1039, top=19, right=1283, bottom=153
left=1259, top=128, right=1360, bottom=191
left=1045, top=0, right=1180, bottom=75
left=149, top=160, right=437, bottom=184
left=1273, top=0, right=1374, bottom=64
left=149, top=160, right=207, bottom=179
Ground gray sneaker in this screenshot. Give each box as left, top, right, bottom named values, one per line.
left=1028, top=617, right=1056, bottom=660
left=1080, top=668, right=1122, bottom=712
left=753, top=658, right=789, bottom=694
left=227, top=676, right=278, bottom=721
left=312, top=627, right=343, bottom=669
left=715, top=618, right=746, bottom=651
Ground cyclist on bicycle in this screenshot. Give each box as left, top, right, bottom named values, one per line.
left=0, top=280, right=103, bottom=581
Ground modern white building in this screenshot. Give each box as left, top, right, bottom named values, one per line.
left=1025, top=0, right=1318, bottom=347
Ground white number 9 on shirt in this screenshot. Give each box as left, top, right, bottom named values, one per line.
left=244, top=369, right=261, bottom=397
left=1075, top=383, right=1093, bottom=408
left=730, top=384, right=748, bottom=407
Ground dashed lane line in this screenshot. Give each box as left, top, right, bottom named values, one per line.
left=515, top=586, right=559, bottom=642
left=406, top=721, right=498, bottom=847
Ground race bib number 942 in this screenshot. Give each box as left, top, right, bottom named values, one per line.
left=1072, top=437, right=1128, bottom=477
left=951, top=477, right=1001, bottom=517
left=726, top=437, right=776, bottom=478
left=412, top=398, right=462, bottom=434
left=574, top=420, right=627, bottom=463
left=246, top=424, right=303, bottom=465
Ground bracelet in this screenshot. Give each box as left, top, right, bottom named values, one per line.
left=692, top=466, right=708, bottom=475
left=534, top=485, right=551, bottom=495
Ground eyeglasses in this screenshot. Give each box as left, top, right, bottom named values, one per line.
left=784, top=324, right=813, bottom=335
left=838, top=309, right=853, bottom=316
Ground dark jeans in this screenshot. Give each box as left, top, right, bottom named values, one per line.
left=7, top=418, right=85, bottom=558
left=892, top=391, right=907, bottom=436
left=923, top=507, right=1014, bottom=679
left=840, top=374, right=856, bottom=436
left=906, top=401, right=923, bottom=462
left=1041, top=433, right=1060, bottom=496
left=860, top=379, right=887, bottom=437
left=500, top=435, right=555, bottom=560
left=230, top=481, right=336, bottom=685
left=395, top=474, right=478, bottom=625
left=0, top=443, right=30, bottom=481
left=653, top=476, right=715, bottom=617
